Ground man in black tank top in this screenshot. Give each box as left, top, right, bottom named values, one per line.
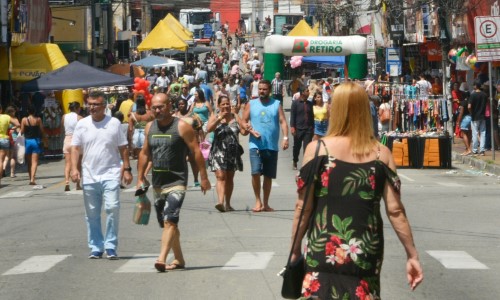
left=136, top=93, right=211, bottom=272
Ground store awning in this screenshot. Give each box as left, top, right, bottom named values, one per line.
left=287, top=20, right=318, bottom=36
left=0, top=43, right=68, bottom=81
left=162, top=13, right=193, bottom=41
left=22, top=61, right=133, bottom=92
left=137, top=20, right=188, bottom=52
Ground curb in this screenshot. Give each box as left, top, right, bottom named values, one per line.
left=452, top=151, right=500, bottom=176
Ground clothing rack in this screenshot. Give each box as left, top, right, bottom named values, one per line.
left=372, top=83, right=450, bottom=133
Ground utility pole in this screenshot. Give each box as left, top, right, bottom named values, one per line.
left=91, top=0, right=96, bottom=66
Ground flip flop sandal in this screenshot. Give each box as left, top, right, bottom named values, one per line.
left=154, top=261, right=166, bottom=272
left=215, top=203, right=225, bottom=212
left=165, top=263, right=185, bottom=271
left=251, top=207, right=262, bottom=212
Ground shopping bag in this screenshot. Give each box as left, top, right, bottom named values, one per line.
left=199, top=140, right=211, bottom=160
left=133, top=194, right=151, bottom=225
left=16, top=135, right=25, bottom=164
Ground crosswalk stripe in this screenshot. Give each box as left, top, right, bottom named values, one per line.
left=221, top=252, right=274, bottom=270
left=436, top=182, right=464, bottom=187
left=398, top=174, right=415, bottom=182
left=0, top=191, right=32, bottom=199
left=427, top=251, right=488, bottom=269
left=2, top=255, right=71, bottom=275
left=114, top=254, right=171, bottom=273
left=65, top=190, right=83, bottom=195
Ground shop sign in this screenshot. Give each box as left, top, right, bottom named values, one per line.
left=386, top=47, right=401, bottom=76
left=367, top=35, right=375, bottom=59
left=426, top=41, right=442, bottom=62
left=475, top=16, right=500, bottom=61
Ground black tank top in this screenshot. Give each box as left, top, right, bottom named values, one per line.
left=24, top=117, right=42, bottom=139
left=148, top=118, right=189, bottom=189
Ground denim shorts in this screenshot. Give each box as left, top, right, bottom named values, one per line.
left=153, top=188, right=186, bottom=225
left=0, top=138, right=10, bottom=150
left=249, top=148, right=278, bottom=179
left=460, top=115, right=472, bottom=130
left=25, top=138, right=42, bottom=154
left=132, top=128, right=145, bottom=149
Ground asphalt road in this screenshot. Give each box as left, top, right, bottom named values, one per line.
left=1, top=132, right=499, bottom=300
left=1, top=91, right=500, bottom=299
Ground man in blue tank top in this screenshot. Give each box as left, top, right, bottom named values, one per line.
left=242, top=80, right=289, bottom=212
left=136, top=93, right=211, bottom=272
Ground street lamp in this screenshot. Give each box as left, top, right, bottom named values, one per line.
left=52, top=16, right=76, bottom=26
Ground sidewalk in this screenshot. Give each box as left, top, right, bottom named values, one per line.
left=451, top=136, right=500, bottom=176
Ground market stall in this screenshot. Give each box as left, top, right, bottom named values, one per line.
left=373, top=82, right=452, bottom=169
left=22, top=61, right=134, bottom=157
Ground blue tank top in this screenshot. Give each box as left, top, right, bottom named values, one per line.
left=249, top=98, right=280, bottom=151
left=193, top=103, right=210, bottom=123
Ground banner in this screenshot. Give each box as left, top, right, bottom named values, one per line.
left=26, top=0, right=51, bottom=44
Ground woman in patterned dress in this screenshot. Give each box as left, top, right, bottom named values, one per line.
left=206, top=95, right=246, bottom=212
left=290, top=82, right=423, bottom=299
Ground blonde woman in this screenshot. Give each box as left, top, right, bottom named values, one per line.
left=312, top=91, right=329, bottom=140
left=290, top=82, right=423, bottom=299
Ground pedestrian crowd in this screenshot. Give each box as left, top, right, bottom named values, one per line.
left=0, top=54, right=424, bottom=297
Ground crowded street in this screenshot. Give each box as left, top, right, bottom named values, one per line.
left=3, top=1, right=500, bottom=298
left=0, top=95, right=499, bottom=298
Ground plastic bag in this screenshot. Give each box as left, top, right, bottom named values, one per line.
left=200, top=141, right=211, bottom=160
left=133, top=194, right=151, bottom=225
left=16, top=135, right=25, bottom=164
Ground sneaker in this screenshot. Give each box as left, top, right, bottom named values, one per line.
left=480, top=152, right=485, bottom=156
left=105, top=249, right=119, bottom=260
left=88, top=251, right=103, bottom=259
left=64, top=184, right=70, bottom=192
left=292, top=162, right=298, bottom=170
left=193, top=181, right=201, bottom=187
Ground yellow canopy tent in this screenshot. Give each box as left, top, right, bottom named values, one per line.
left=163, top=13, right=193, bottom=41
left=312, top=23, right=320, bottom=35
left=0, top=43, right=68, bottom=81
left=287, top=20, right=318, bottom=36
left=137, top=20, right=188, bottom=52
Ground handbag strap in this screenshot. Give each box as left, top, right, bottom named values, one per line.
left=286, top=139, right=324, bottom=267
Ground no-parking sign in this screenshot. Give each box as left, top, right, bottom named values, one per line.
left=475, top=16, right=500, bottom=61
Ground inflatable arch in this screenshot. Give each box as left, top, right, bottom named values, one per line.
left=263, top=35, right=368, bottom=80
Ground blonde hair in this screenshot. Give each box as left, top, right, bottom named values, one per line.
left=326, top=82, right=377, bottom=157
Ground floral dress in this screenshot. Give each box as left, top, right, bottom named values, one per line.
left=207, top=118, right=243, bottom=172
left=296, top=150, right=401, bottom=300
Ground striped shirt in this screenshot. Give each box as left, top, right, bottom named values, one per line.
left=271, top=78, right=284, bottom=95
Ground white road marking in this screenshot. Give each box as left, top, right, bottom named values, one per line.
left=437, top=182, right=464, bottom=187
left=427, top=251, right=488, bottom=269
left=2, top=255, right=71, bottom=275
left=65, top=190, right=83, bottom=195
left=114, top=254, right=171, bottom=273
left=0, top=191, right=32, bottom=199
left=66, top=188, right=135, bottom=195
left=221, top=252, right=274, bottom=270
left=398, top=174, right=415, bottom=182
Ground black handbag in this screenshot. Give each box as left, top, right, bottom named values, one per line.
left=280, top=141, right=322, bottom=299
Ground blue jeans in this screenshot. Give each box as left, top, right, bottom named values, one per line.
left=471, top=120, right=486, bottom=153
left=83, top=180, right=120, bottom=252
